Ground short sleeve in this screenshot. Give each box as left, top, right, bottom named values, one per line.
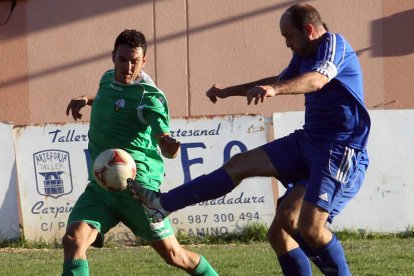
left=312, top=33, right=346, bottom=81
left=138, top=93, right=170, bottom=135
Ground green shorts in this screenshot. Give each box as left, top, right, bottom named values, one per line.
left=67, top=181, right=175, bottom=248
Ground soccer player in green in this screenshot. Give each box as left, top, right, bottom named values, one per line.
left=63, top=29, right=218, bottom=276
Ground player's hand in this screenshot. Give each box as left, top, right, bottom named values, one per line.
left=206, top=84, right=226, bottom=103
left=159, top=135, right=180, bottom=159
left=66, top=96, right=88, bottom=121
left=246, top=85, right=277, bottom=105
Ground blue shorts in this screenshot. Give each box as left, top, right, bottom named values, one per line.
left=261, top=129, right=369, bottom=222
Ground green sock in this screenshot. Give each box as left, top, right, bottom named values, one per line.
left=193, top=255, right=219, bottom=276
left=62, top=259, right=89, bottom=276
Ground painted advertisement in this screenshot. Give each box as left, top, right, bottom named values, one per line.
left=13, top=115, right=274, bottom=243
left=13, top=122, right=90, bottom=242
left=163, top=115, right=275, bottom=237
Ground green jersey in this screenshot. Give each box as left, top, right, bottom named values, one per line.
left=88, top=69, right=170, bottom=190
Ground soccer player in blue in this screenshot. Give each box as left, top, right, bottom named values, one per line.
left=129, top=3, right=370, bottom=275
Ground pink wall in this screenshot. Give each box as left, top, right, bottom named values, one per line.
left=1, top=0, right=413, bottom=125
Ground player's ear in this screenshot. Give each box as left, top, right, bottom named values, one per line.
left=141, top=55, right=147, bottom=67
left=304, top=23, right=314, bottom=36
left=112, top=51, right=116, bottom=63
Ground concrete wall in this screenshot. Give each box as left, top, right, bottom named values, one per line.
left=1, top=0, right=413, bottom=125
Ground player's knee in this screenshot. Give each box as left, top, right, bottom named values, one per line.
left=276, top=209, right=298, bottom=235
left=224, top=152, right=252, bottom=181
left=62, top=232, right=79, bottom=252
left=267, top=220, right=297, bottom=255
left=298, top=225, right=324, bottom=245
left=62, top=222, right=96, bottom=251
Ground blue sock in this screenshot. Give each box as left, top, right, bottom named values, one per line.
left=277, top=247, right=312, bottom=276
left=315, top=234, right=351, bottom=276
left=161, top=167, right=234, bottom=212
left=293, top=233, right=325, bottom=273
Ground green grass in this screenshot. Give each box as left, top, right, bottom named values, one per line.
left=1, top=239, right=414, bottom=275
left=1, top=226, right=414, bottom=275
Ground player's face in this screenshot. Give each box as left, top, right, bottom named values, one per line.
left=280, top=15, right=310, bottom=56
left=113, top=45, right=146, bottom=84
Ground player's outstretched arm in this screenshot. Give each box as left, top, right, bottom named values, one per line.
left=245, top=72, right=330, bottom=105
left=206, top=76, right=277, bottom=103
left=66, top=95, right=94, bottom=121
left=156, top=134, right=180, bottom=159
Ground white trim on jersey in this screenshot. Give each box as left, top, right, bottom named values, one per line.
left=136, top=104, right=148, bottom=125
left=134, top=71, right=155, bottom=86
left=134, top=71, right=154, bottom=125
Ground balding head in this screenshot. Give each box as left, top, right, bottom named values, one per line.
left=282, top=3, right=326, bottom=32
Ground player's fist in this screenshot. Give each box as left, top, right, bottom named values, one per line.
left=66, top=96, right=88, bottom=121
left=246, top=85, right=276, bottom=105
left=206, top=84, right=226, bottom=103
left=159, top=135, right=180, bottom=159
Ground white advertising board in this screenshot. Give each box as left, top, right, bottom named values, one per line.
left=14, top=115, right=274, bottom=243
left=164, top=115, right=275, bottom=236
left=272, top=110, right=414, bottom=232
left=14, top=122, right=90, bottom=242
left=0, top=122, right=20, bottom=241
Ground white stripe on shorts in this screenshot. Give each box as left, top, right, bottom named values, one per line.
left=336, top=147, right=354, bottom=183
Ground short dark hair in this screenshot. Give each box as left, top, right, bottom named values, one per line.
left=113, top=29, right=147, bottom=55
left=285, top=3, right=327, bottom=31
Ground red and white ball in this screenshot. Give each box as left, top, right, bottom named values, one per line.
left=93, top=148, right=136, bottom=191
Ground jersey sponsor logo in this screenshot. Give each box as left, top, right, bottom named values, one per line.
left=114, top=98, right=126, bottom=111
left=33, top=150, right=73, bottom=198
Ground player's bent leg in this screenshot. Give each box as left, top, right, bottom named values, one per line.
left=62, top=221, right=99, bottom=276
left=268, top=217, right=299, bottom=255
left=299, top=201, right=350, bottom=275
left=127, top=179, right=170, bottom=222
left=150, top=236, right=218, bottom=275
left=223, top=147, right=280, bottom=184
left=268, top=185, right=313, bottom=275
left=298, top=201, right=332, bottom=247
left=268, top=184, right=305, bottom=254
left=128, top=165, right=235, bottom=221
left=268, top=217, right=312, bottom=276
left=128, top=147, right=279, bottom=222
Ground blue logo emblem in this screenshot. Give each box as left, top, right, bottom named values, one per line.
left=33, top=150, right=73, bottom=198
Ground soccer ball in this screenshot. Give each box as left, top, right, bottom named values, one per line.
left=93, top=148, right=137, bottom=191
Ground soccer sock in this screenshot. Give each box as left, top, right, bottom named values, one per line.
left=161, top=167, right=234, bottom=212
left=192, top=255, right=219, bottom=276
left=277, top=247, right=312, bottom=276
left=293, top=232, right=325, bottom=272
left=62, top=259, right=89, bottom=276
left=315, top=234, right=351, bottom=276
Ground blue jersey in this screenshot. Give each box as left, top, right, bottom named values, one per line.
left=278, top=32, right=370, bottom=149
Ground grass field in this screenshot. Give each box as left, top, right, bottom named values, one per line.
left=1, top=237, right=413, bottom=275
